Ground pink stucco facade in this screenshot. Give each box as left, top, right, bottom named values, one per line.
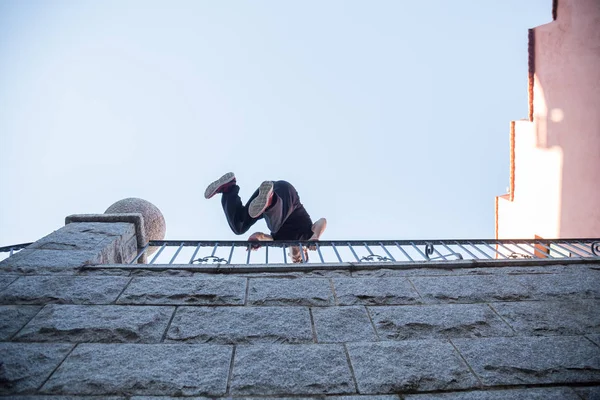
left=496, top=0, right=600, bottom=239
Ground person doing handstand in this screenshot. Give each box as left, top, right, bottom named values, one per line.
left=204, top=172, right=326, bottom=263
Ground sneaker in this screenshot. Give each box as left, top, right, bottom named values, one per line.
left=204, top=172, right=236, bottom=199
left=248, top=181, right=274, bottom=218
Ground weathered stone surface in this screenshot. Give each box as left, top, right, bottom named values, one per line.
left=116, top=276, right=246, bottom=305
left=41, top=344, right=232, bottom=396
left=347, top=340, right=478, bottom=393
left=369, top=303, right=514, bottom=340
left=0, top=276, right=131, bottom=304
left=588, top=334, right=600, bottom=346
left=0, top=249, right=103, bottom=273
left=0, top=274, right=18, bottom=289
left=409, top=275, right=530, bottom=303
left=14, top=304, right=174, bottom=343
left=130, top=397, right=211, bottom=400
left=0, top=343, right=73, bottom=394
left=231, top=397, right=399, bottom=400
left=329, top=396, right=400, bottom=400
left=574, top=386, right=600, bottom=400
left=130, top=397, right=210, bottom=400
left=0, top=305, right=41, bottom=340
left=231, top=344, right=354, bottom=395
left=332, top=277, right=421, bottom=305
left=247, top=278, right=333, bottom=306
left=512, top=270, right=600, bottom=299
left=1, top=223, right=138, bottom=270
left=404, top=387, right=580, bottom=399
left=28, top=222, right=135, bottom=251
left=452, top=335, right=600, bottom=385
left=7, top=397, right=125, bottom=400
left=166, top=306, right=312, bottom=344
left=491, top=299, right=600, bottom=336
left=312, top=306, right=377, bottom=343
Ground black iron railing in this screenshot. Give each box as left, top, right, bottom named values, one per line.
left=1, top=239, right=599, bottom=265
left=133, top=238, right=600, bottom=265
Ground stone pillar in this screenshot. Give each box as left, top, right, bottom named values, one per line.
left=0, top=198, right=165, bottom=273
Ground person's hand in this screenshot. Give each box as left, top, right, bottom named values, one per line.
left=307, top=234, right=318, bottom=251
left=247, top=232, right=263, bottom=251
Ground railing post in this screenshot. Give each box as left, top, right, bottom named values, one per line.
left=0, top=198, right=165, bottom=273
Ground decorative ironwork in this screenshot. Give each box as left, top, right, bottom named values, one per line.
left=592, top=242, right=600, bottom=257
left=359, top=255, right=392, bottom=262
left=508, top=252, right=533, bottom=259
left=424, top=243, right=435, bottom=260
left=192, top=256, right=228, bottom=264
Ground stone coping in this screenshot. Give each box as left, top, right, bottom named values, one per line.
left=65, top=213, right=147, bottom=263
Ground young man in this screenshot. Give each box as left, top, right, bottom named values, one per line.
left=204, top=172, right=326, bottom=263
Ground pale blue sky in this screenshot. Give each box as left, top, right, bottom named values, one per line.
left=0, top=0, right=552, bottom=245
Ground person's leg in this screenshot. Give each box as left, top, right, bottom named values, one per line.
left=221, top=185, right=260, bottom=235
left=205, top=172, right=259, bottom=235
left=260, top=181, right=299, bottom=234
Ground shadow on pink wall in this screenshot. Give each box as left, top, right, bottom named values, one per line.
left=496, top=0, right=600, bottom=239
left=532, top=0, right=600, bottom=238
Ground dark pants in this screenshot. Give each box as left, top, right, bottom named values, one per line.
left=221, top=181, right=312, bottom=239
left=221, top=184, right=261, bottom=235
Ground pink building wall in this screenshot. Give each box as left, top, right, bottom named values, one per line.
left=496, top=0, right=600, bottom=239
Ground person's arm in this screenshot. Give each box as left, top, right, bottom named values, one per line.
left=247, top=231, right=273, bottom=250
left=307, top=218, right=327, bottom=250
left=309, top=218, right=327, bottom=241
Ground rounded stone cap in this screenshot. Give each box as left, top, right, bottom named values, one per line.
left=105, top=198, right=166, bottom=242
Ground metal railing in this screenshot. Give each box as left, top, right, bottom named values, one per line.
left=132, top=239, right=600, bottom=265
left=1, top=239, right=599, bottom=266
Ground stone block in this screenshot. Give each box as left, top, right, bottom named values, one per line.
left=0, top=343, right=73, bottom=394
left=28, top=222, right=135, bottom=251
left=166, top=306, right=312, bottom=344
left=129, top=397, right=211, bottom=400
left=231, top=397, right=400, bottom=400
left=41, top=344, right=232, bottom=396
left=0, top=249, right=102, bottom=273
left=404, top=387, right=580, bottom=399
left=6, top=397, right=127, bottom=400
left=1, top=222, right=138, bottom=270
left=332, top=277, right=421, bottom=306
left=231, top=344, right=355, bottom=395
left=369, top=303, right=514, bottom=340
left=0, top=276, right=131, bottom=304
left=574, top=386, right=600, bottom=400
left=311, top=306, right=377, bottom=343
left=14, top=304, right=174, bottom=343
left=452, top=335, right=600, bottom=385
left=247, top=278, right=333, bottom=306
left=0, top=305, right=41, bottom=340
left=346, top=340, right=478, bottom=393
left=0, top=275, right=18, bottom=289
left=116, top=276, right=246, bottom=305
left=587, top=334, right=600, bottom=346
left=409, top=275, right=530, bottom=303
left=491, top=299, right=600, bottom=336
left=511, top=270, right=600, bottom=300
left=130, top=397, right=211, bottom=400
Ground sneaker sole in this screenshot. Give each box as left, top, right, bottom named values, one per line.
left=248, top=181, right=274, bottom=218
left=204, top=172, right=235, bottom=199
